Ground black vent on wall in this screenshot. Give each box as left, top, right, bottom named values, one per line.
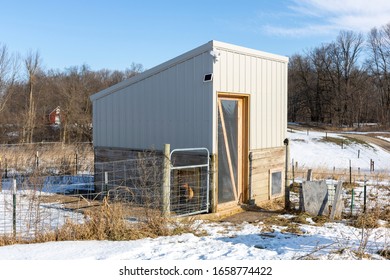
left=203, top=73, right=213, bottom=82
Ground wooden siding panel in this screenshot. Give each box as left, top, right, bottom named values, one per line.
left=249, top=147, right=285, bottom=203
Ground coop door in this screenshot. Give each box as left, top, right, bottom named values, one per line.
left=217, top=94, right=248, bottom=207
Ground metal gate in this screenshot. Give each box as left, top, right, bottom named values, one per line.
left=169, top=148, right=210, bottom=217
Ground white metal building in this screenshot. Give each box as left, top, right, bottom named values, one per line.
left=90, top=40, right=288, bottom=212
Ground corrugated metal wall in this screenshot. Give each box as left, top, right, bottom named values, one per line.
left=92, top=51, right=214, bottom=151
left=213, top=46, right=288, bottom=151
left=91, top=41, right=288, bottom=154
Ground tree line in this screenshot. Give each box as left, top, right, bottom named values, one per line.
left=0, top=44, right=143, bottom=144
left=1, top=22, right=389, bottom=145
left=289, top=22, right=390, bottom=128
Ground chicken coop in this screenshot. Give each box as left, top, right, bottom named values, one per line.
left=90, top=40, right=289, bottom=216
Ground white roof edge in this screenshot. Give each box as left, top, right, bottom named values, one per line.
left=90, top=40, right=289, bottom=101
left=212, top=40, right=289, bottom=63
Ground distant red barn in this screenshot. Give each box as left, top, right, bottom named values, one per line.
left=48, top=106, right=62, bottom=126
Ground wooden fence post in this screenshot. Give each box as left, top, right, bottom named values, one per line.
left=35, top=151, right=39, bottom=170
left=291, top=159, right=295, bottom=184
left=307, top=169, right=313, bottom=181
left=370, top=159, right=375, bottom=172
left=5, top=157, right=7, bottom=178
left=210, top=154, right=218, bottom=213
left=162, top=144, right=171, bottom=217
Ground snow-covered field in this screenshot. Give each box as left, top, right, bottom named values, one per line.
left=289, top=129, right=390, bottom=171
left=0, top=128, right=389, bottom=265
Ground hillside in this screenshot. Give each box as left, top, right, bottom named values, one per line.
left=288, top=126, right=390, bottom=173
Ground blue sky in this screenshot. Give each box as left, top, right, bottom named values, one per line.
left=1, top=0, right=390, bottom=71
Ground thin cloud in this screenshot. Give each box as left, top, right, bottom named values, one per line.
left=263, top=23, right=337, bottom=37
left=264, top=0, right=390, bottom=37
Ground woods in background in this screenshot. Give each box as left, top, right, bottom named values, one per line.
left=1, top=22, right=390, bottom=145
left=0, top=45, right=143, bottom=144
left=289, top=22, right=390, bottom=128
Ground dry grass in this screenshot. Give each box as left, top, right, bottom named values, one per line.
left=290, top=166, right=390, bottom=182
left=0, top=197, right=202, bottom=246
left=353, top=210, right=381, bottom=229
left=0, top=143, right=93, bottom=175
left=281, top=223, right=304, bottom=235
left=311, top=215, right=330, bottom=226
left=378, top=249, right=390, bottom=259
left=257, top=198, right=285, bottom=211
left=291, top=212, right=311, bottom=224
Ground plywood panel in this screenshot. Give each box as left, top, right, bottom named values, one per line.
left=249, top=147, right=285, bottom=203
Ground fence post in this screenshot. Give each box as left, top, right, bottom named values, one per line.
left=210, top=154, right=218, bottom=213
left=349, top=160, right=352, bottom=184
left=5, top=157, right=8, bottom=178
left=284, top=138, right=290, bottom=210
left=291, top=158, right=295, bottom=184
left=351, top=187, right=354, bottom=216
left=307, top=169, right=312, bottom=181
left=162, top=144, right=171, bottom=217
left=12, top=178, right=17, bottom=237
left=35, top=151, right=39, bottom=170
left=363, top=175, right=367, bottom=213
left=74, top=152, right=78, bottom=175
left=370, top=159, right=375, bottom=172
left=103, top=171, right=108, bottom=199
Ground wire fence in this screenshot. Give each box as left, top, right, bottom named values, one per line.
left=0, top=142, right=94, bottom=177
left=288, top=168, right=390, bottom=217
left=1, top=143, right=389, bottom=240
left=0, top=151, right=211, bottom=239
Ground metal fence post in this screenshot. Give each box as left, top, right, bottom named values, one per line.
left=363, top=175, right=367, bottom=213
left=74, top=152, right=78, bottom=175
left=162, top=144, right=171, bottom=217
left=104, top=171, right=108, bottom=198
left=12, top=178, right=17, bottom=237
left=284, top=138, right=290, bottom=210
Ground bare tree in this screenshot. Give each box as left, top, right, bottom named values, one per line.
left=336, top=31, right=364, bottom=126
left=23, top=50, right=41, bottom=143
left=125, top=62, right=144, bottom=79
left=0, top=43, right=19, bottom=113
left=367, top=23, right=390, bottom=126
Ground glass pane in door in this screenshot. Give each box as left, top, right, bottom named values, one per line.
left=218, top=99, right=239, bottom=204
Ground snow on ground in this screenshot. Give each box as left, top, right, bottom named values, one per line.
left=0, top=128, right=389, bottom=261
left=288, top=129, right=390, bottom=171
left=378, top=136, right=390, bottom=142
left=0, top=219, right=388, bottom=260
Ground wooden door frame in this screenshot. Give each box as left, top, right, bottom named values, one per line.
left=216, top=92, right=250, bottom=210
